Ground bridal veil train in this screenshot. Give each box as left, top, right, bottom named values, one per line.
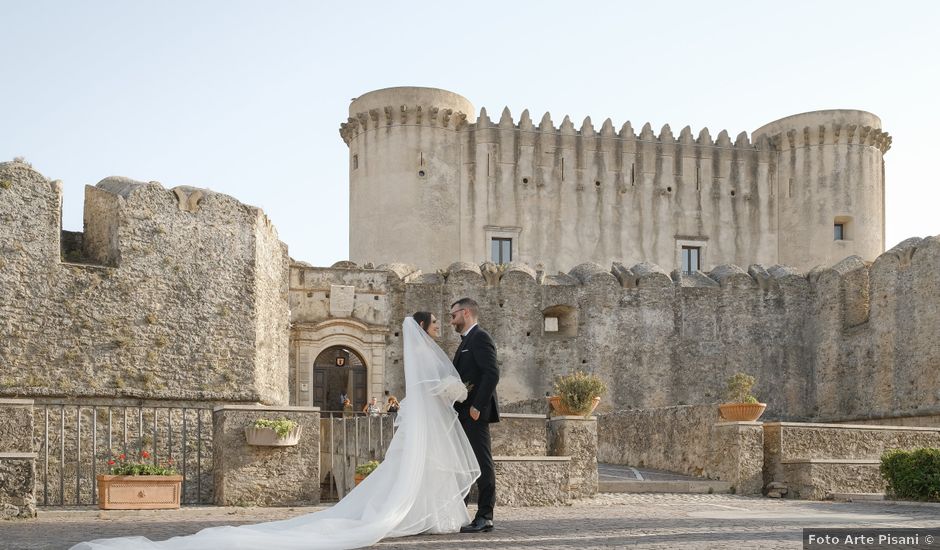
left=71, top=317, right=481, bottom=549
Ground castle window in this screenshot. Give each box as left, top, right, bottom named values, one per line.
left=834, top=216, right=852, bottom=241
left=681, top=246, right=701, bottom=274
left=542, top=305, right=578, bottom=338
left=491, top=237, right=512, bottom=264
left=352, top=154, right=358, bottom=170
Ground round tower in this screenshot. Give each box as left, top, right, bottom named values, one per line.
left=340, top=87, right=475, bottom=270
left=753, top=110, right=890, bottom=269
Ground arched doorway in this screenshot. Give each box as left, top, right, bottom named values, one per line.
left=312, top=346, right=367, bottom=413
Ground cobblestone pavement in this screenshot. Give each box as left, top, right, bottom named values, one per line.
left=4, top=494, right=940, bottom=550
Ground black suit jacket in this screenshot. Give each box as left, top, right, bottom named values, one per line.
left=452, top=325, right=500, bottom=423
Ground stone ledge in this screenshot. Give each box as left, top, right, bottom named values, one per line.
left=500, top=413, right=548, bottom=419
left=714, top=421, right=763, bottom=427
left=213, top=405, right=321, bottom=412
left=548, top=416, right=598, bottom=421
left=782, top=458, right=879, bottom=465
left=494, top=455, right=570, bottom=462
left=0, top=453, right=37, bottom=459
left=0, top=399, right=34, bottom=406
left=831, top=492, right=885, bottom=502
left=764, top=422, right=940, bottom=432
left=600, top=480, right=733, bottom=494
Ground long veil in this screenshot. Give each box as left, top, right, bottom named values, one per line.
left=70, top=317, right=480, bottom=550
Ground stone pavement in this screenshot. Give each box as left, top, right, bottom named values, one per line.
left=4, top=494, right=940, bottom=550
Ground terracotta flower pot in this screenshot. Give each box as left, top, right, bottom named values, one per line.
left=548, top=395, right=601, bottom=416
left=718, top=402, right=767, bottom=421
left=97, top=474, right=183, bottom=510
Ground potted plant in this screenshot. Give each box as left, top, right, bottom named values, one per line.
left=718, top=372, right=767, bottom=421
left=97, top=450, right=182, bottom=510
left=354, top=460, right=380, bottom=486
left=548, top=370, right=608, bottom=417
left=245, top=418, right=303, bottom=446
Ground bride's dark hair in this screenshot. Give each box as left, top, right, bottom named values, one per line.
left=412, top=311, right=433, bottom=333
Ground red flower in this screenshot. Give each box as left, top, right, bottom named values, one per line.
left=107, top=459, right=115, bottom=465
left=118, top=454, right=126, bottom=460
left=141, top=451, right=150, bottom=459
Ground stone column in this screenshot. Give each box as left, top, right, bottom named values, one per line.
left=707, top=421, right=764, bottom=495
left=0, top=399, right=37, bottom=519
left=548, top=416, right=598, bottom=498
left=212, top=405, right=320, bottom=506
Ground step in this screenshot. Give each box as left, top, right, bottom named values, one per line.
left=599, top=480, right=733, bottom=494
left=830, top=492, right=886, bottom=502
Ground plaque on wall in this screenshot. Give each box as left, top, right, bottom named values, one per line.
left=329, top=284, right=356, bottom=317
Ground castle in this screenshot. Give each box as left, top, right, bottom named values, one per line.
left=341, top=87, right=890, bottom=274
left=1, top=87, right=937, bottom=428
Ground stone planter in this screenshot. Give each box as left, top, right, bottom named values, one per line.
left=244, top=425, right=303, bottom=446
left=718, top=402, right=767, bottom=421
left=548, top=396, right=601, bottom=417
left=97, top=474, right=183, bottom=510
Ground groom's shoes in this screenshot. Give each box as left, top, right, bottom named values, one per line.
left=460, top=517, right=494, bottom=533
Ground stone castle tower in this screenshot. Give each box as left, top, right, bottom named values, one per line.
left=340, top=86, right=890, bottom=274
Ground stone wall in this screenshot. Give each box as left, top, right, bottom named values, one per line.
left=763, top=422, right=940, bottom=499
left=291, top=234, right=940, bottom=424
left=212, top=405, right=320, bottom=506
left=0, top=399, right=36, bottom=519
left=598, top=405, right=764, bottom=495
left=0, top=161, right=290, bottom=404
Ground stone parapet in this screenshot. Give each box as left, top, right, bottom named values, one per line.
left=0, top=453, right=37, bottom=519
left=762, top=422, right=940, bottom=499
left=598, top=405, right=763, bottom=495
left=491, top=413, right=548, bottom=457
left=708, top=422, right=764, bottom=495
left=0, top=399, right=36, bottom=519
left=549, top=416, right=598, bottom=498
left=212, top=405, right=320, bottom=507
left=492, top=456, right=570, bottom=507
left=0, top=399, right=34, bottom=453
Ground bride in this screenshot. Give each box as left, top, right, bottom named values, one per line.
left=72, top=314, right=481, bottom=550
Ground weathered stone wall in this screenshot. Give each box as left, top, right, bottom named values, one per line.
left=598, top=405, right=764, bottom=495
left=343, top=87, right=889, bottom=274
left=291, top=234, right=940, bottom=424
left=212, top=405, right=320, bottom=506
left=493, top=457, right=570, bottom=507
left=0, top=161, right=290, bottom=404
left=763, top=422, right=940, bottom=499
left=0, top=399, right=36, bottom=518
left=491, top=414, right=548, bottom=456
left=549, top=416, right=598, bottom=498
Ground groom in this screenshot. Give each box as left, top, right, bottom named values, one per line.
left=450, top=297, right=499, bottom=533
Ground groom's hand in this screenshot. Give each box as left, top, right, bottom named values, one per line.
left=469, top=406, right=480, bottom=421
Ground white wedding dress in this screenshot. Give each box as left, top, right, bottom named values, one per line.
left=71, top=318, right=481, bottom=550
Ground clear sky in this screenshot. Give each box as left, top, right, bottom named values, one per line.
left=2, top=1, right=937, bottom=267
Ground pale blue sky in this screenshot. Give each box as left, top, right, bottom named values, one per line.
left=2, top=1, right=938, bottom=267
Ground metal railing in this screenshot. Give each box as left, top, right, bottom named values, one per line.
left=322, top=412, right=396, bottom=500
left=35, top=403, right=214, bottom=506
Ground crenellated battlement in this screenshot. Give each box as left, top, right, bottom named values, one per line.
left=339, top=103, right=471, bottom=144
left=345, top=87, right=889, bottom=275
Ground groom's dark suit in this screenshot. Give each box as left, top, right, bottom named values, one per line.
left=453, top=324, right=499, bottom=521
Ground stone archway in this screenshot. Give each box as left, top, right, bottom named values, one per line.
left=290, top=318, right=388, bottom=408
left=312, top=346, right=367, bottom=412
